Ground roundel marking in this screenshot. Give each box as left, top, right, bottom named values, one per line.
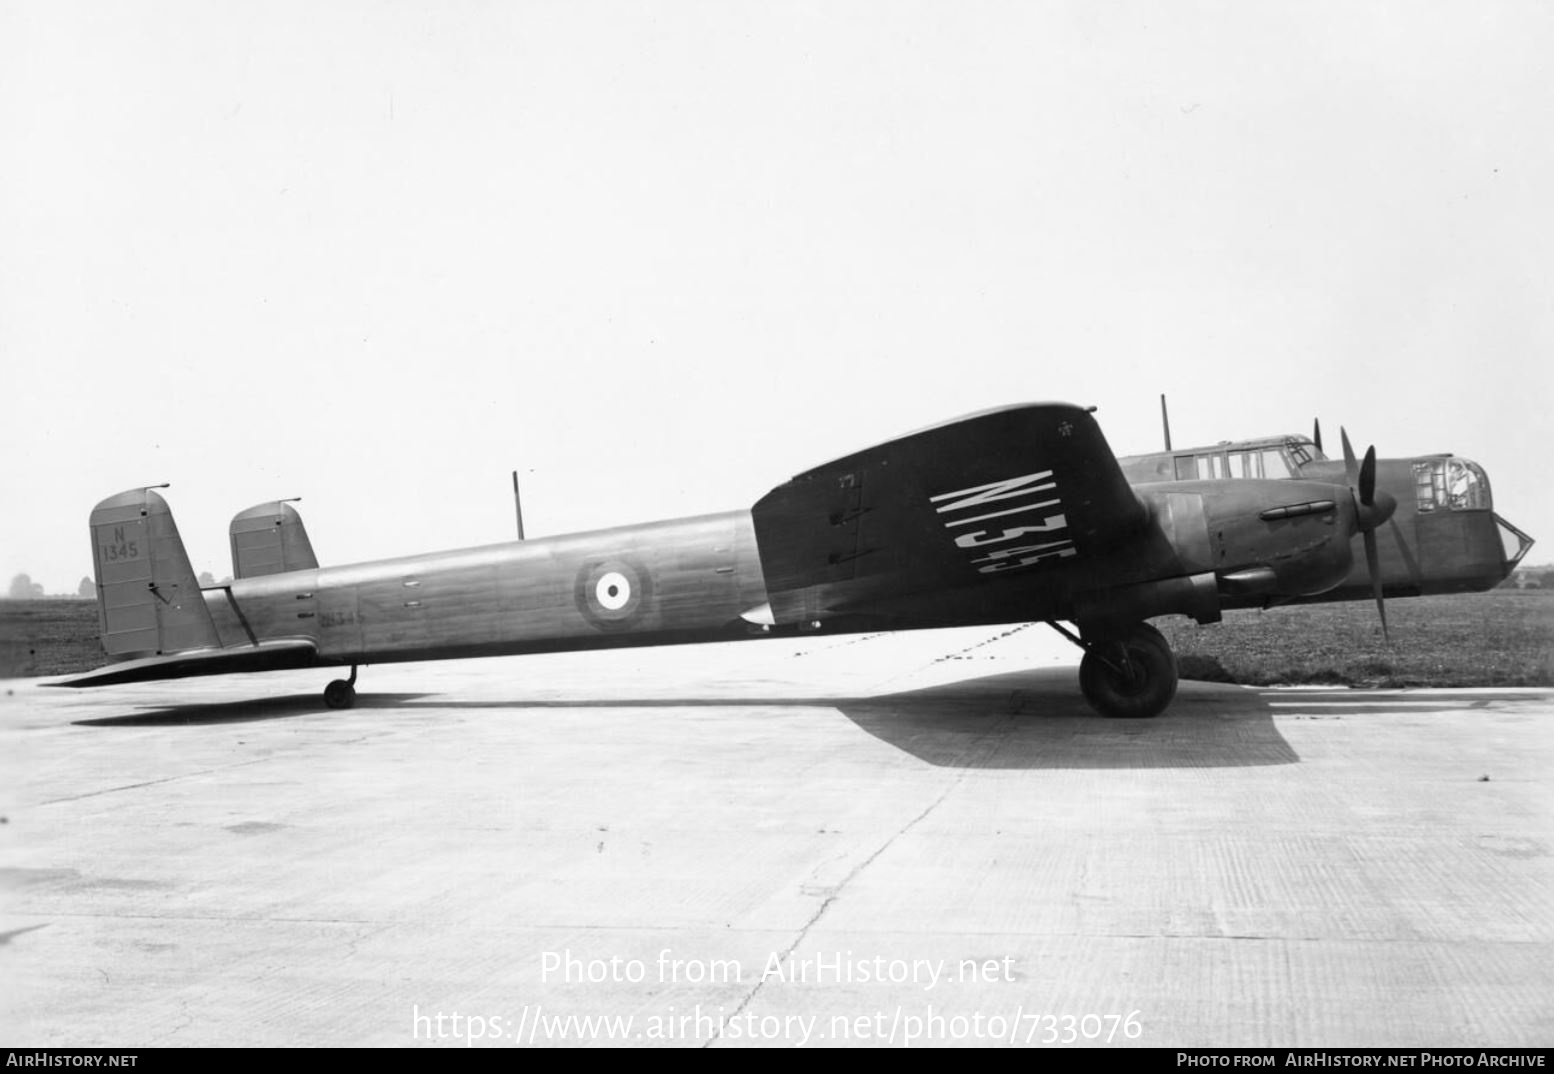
left=575, top=559, right=653, bottom=632
left=596, top=571, right=631, bottom=611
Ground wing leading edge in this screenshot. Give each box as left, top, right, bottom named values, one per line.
left=750, top=403, right=1146, bottom=625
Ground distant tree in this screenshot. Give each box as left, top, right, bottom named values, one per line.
left=8, top=573, right=45, bottom=599
left=78, top=576, right=95, bottom=598
left=198, top=571, right=216, bottom=587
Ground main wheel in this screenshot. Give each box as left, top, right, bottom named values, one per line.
left=323, top=679, right=356, bottom=710
left=1078, top=622, right=1178, bottom=718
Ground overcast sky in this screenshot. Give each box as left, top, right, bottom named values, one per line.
left=3, top=1, right=1550, bottom=592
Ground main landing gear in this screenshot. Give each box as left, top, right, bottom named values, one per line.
left=1047, top=621, right=1179, bottom=719
left=323, top=665, right=358, bottom=710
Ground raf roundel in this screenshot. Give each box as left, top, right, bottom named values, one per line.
left=575, top=559, right=653, bottom=632
left=596, top=571, right=631, bottom=611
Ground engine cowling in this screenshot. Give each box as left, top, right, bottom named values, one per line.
left=1198, top=479, right=1357, bottom=598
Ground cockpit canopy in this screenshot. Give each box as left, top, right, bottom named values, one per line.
left=1118, top=435, right=1326, bottom=485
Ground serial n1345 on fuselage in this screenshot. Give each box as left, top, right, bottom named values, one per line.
left=56, top=404, right=1534, bottom=718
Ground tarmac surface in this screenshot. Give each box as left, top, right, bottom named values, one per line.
left=2, top=624, right=1551, bottom=1048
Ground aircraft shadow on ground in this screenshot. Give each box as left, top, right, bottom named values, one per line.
left=72, top=692, right=432, bottom=727
left=385, top=666, right=1297, bottom=771
left=834, top=667, right=1297, bottom=769
left=69, top=668, right=1296, bottom=768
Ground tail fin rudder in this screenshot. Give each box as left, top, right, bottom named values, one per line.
left=229, top=501, right=318, bottom=579
left=90, top=488, right=219, bottom=659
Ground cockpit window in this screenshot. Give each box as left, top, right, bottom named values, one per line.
left=1414, top=459, right=1491, bottom=512
left=1164, top=437, right=1318, bottom=482
left=1223, top=448, right=1294, bottom=479
left=1260, top=449, right=1292, bottom=478
left=1286, top=437, right=1323, bottom=465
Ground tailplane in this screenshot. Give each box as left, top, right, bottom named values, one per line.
left=89, top=488, right=219, bottom=658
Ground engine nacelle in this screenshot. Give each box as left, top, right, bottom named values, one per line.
left=1073, top=571, right=1222, bottom=632
left=1129, top=479, right=1358, bottom=610
left=1198, top=479, right=1357, bottom=598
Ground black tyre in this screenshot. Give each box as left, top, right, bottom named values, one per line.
left=323, top=679, right=356, bottom=710
left=1078, top=622, right=1178, bottom=718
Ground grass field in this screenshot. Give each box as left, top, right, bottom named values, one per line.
left=0, top=599, right=103, bottom=679
left=3, top=591, right=1552, bottom=686
left=1159, top=589, right=1554, bottom=687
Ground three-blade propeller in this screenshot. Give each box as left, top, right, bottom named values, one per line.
left=1338, top=428, right=1398, bottom=641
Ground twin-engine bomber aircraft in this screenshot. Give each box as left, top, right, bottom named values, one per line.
left=54, top=404, right=1533, bottom=718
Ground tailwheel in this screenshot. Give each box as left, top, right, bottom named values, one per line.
left=1076, top=622, right=1178, bottom=719
left=323, top=665, right=358, bottom=710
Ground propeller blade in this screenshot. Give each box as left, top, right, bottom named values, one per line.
left=1364, top=528, right=1389, bottom=642
left=1335, top=425, right=1393, bottom=640
left=1338, top=429, right=1389, bottom=519
left=1312, top=418, right=1323, bottom=454
left=1359, top=445, right=1377, bottom=507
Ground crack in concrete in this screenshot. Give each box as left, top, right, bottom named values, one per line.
left=39, top=757, right=275, bottom=806
left=157, top=999, right=194, bottom=1043
left=702, top=714, right=1015, bottom=1047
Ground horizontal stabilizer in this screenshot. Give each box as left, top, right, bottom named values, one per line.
left=230, top=501, right=319, bottom=579
left=44, top=639, right=319, bottom=688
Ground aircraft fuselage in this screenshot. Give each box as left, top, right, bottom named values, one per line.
left=202, top=512, right=772, bottom=666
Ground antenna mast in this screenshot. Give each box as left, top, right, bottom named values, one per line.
left=511, top=471, right=526, bottom=541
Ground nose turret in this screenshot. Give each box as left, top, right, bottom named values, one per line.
left=1413, top=456, right=1493, bottom=513
left=1399, top=454, right=1534, bottom=591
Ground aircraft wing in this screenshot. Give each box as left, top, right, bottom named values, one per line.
left=44, top=639, right=320, bottom=688
left=750, top=402, right=1146, bottom=625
